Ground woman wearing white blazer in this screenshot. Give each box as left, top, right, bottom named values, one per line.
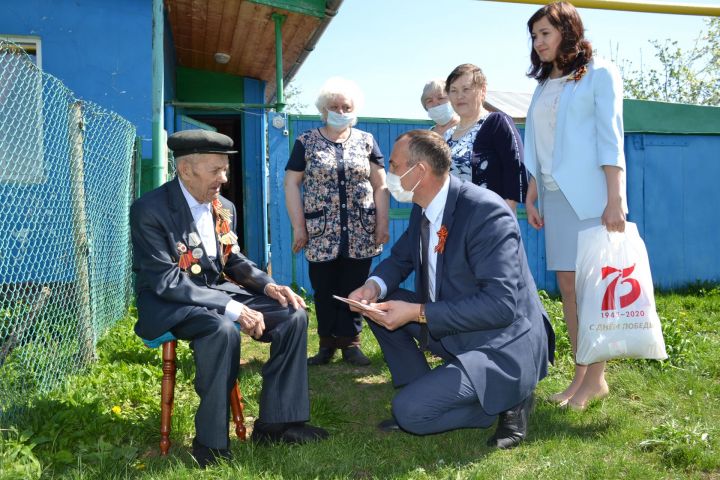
left=524, top=2, right=627, bottom=411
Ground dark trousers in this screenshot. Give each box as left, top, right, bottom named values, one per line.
left=170, top=292, right=310, bottom=449
left=367, top=288, right=496, bottom=435
left=308, top=256, right=372, bottom=348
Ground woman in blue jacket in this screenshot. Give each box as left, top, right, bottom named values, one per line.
left=523, top=2, right=627, bottom=410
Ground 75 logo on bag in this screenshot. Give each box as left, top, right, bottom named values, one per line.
left=601, top=264, right=642, bottom=311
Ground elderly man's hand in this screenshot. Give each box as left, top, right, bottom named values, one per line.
left=236, top=305, right=265, bottom=339
left=265, top=283, right=307, bottom=310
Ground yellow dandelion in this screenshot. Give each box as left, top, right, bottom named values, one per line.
left=111, top=405, right=122, bottom=415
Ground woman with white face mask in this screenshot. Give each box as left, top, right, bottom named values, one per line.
left=444, top=64, right=528, bottom=215
left=284, top=77, right=390, bottom=367
left=420, top=79, right=459, bottom=137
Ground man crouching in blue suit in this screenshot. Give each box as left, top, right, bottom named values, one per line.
left=349, top=130, right=555, bottom=449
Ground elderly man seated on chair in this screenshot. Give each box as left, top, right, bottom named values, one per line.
left=130, top=130, right=328, bottom=468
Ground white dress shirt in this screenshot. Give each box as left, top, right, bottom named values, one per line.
left=178, top=179, right=217, bottom=259
left=178, top=179, right=245, bottom=322
left=370, top=176, right=450, bottom=301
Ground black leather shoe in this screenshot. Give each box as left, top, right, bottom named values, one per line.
left=486, top=393, right=535, bottom=449
left=308, top=347, right=336, bottom=365
left=252, top=421, right=329, bottom=445
left=342, top=346, right=371, bottom=366
left=377, top=418, right=401, bottom=433
left=191, top=438, right=232, bottom=469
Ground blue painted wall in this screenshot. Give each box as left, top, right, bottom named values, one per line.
left=0, top=0, right=153, bottom=154
left=625, top=134, right=720, bottom=289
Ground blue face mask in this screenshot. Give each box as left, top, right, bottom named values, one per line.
left=325, top=110, right=356, bottom=130
left=427, top=102, right=455, bottom=126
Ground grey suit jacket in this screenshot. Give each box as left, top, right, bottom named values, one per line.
left=373, top=176, right=555, bottom=414
left=130, top=177, right=273, bottom=340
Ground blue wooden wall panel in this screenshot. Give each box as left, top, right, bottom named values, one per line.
left=681, top=136, right=720, bottom=282
left=640, top=135, right=720, bottom=287
left=268, top=112, right=292, bottom=286
left=644, top=141, right=686, bottom=286
left=241, top=78, right=269, bottom=268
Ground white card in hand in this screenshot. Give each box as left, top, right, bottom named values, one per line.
left=332, top=295, right=385, bottom=315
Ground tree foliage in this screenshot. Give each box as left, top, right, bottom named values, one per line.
left=282, top=82, right=308, bottom=114
left=619, top=18, right=719, bottom=106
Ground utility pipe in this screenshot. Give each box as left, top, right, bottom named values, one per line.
left=479, top=0, right=720, bottom=16
left=168, top=101, right=278, bottom=110
left=151, top=0, right=165, bottom=189
left=272, top=13, right=287, bottom=112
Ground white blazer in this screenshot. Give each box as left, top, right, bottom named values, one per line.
left=524, top=58, right=627, bottom=220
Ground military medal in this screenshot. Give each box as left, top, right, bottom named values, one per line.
left=231, top=245, right=240, bottom=254
left=212, top=199, right=233, bottom=267
left=219, top=231, right=238, bottom=245
left=191, top=247, right=204, bottom=259
left=217, top=207, right=232, bottom=222
left=188, top=232, right=201, bottom=247
left=178, top=253, right=193, bottom=270
left=190, top=264, right=202, bottom=274
left=176, top=242, right=187, bottom=253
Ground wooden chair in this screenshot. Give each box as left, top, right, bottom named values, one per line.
left=143, top=333, right=246, bottom=455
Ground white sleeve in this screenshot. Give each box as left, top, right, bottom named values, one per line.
left=367, top=276, right=387, bottom=300
left=224, top=299, right=245, bottom=322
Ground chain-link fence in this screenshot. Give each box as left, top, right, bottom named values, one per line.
left=0, top=41, right=136, bottom=422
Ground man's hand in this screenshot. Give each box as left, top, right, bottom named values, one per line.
left=236, top=304, right=265, bottom=339
left=364, top=300, right=421, bottom=331
left=348, top=280, right=380, bottom=311
left=265, top=283, right=307, bottom=310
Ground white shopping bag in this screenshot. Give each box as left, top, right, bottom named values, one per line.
left=575, top=223, right=667, bottom=365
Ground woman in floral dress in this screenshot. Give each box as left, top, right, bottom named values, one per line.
left=284, top=77, right=389, bottom=366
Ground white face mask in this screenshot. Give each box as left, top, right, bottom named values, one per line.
left=387, top=164, right=422, bottom=203
left=427, top=102, right=455, bottom=126
left=325, top=110, right=356, bottom=129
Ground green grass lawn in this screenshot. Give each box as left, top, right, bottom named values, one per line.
left=1, top=287, right=719, bottom=479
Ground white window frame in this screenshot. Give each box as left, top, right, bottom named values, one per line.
left=0, top=35, right=42, bottom=68
left=1, top=34, right=46, bottom=184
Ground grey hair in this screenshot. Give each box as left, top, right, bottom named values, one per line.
left=420, top=79, right=446, bottom=110
left=396, top=130, right=451, bottom=176
left=314, top=76, right=364, bottom=125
